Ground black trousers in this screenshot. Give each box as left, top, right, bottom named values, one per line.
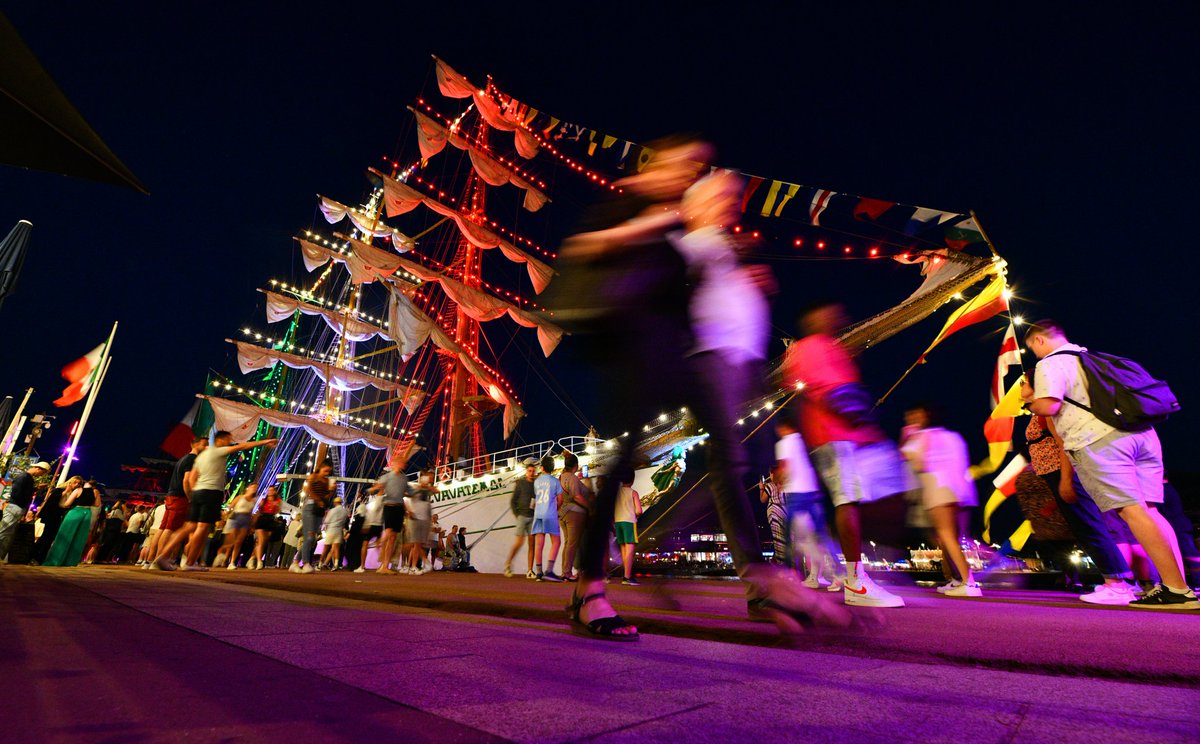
left=579, top=326, right=766, bottom=579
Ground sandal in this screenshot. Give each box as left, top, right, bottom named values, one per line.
left=566, top=592, right=639, bottom=642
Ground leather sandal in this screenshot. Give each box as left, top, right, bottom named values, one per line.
left=566, top=592, right=639, bottom=642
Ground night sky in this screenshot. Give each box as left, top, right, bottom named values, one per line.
left=2, top=5, right=1197, bottom=490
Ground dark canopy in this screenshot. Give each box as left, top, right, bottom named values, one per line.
left=0, top=219, right=32, bottom=309
left=0, top=12, right=147, bottom=193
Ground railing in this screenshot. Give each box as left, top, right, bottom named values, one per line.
left=429, top=436, right=610, bottom=482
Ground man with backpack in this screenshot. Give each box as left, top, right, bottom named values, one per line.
left=1022, top=319, right=1195, bottom=609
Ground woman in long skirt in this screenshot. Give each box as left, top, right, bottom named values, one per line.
left=43, top=483, right=96, bottom=567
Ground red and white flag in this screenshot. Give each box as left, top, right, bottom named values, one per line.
left=53, top=343, right=106, bottom=407
left=809, top=189, right=834, bottom=225
left=160, top=400, right=201, bottom=459
left=990, top=324, right=1023, bottom=409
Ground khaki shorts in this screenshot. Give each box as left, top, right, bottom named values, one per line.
left=811, top=440, right=917, bottom=508
left=1069, top=428, right=1164, bottom=513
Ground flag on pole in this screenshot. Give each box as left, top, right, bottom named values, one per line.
left=159, top=399, right=214, bottom=459
left=919, top=275, right=1008, bottom=361
left=990, top=324, right=1023, bottom=409
left=52, top=343, right=106, bottom=407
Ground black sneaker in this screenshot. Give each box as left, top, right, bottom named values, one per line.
left=1129, top=584, right=1200, bottom=610
left=541, top=571, right=564, bottom=583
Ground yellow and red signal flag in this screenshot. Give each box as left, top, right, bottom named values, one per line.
left=919, top=274, right=1009, bottom=362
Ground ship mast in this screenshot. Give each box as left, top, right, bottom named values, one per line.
left=445, top=122, right=488, bottom=464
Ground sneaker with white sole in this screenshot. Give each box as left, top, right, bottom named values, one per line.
left=301, top=565, right=315, bottom=574
left=526, top=570, right=537, bottom=579
left=1079, top=582, right=1136, bottom=606
left=936, top=580, right=963, bottom=594
left=504, top=566, right=513, bottom=578
left=826, top=578, right=844, bottom=592
left=226, top=562, right=238, bottom=571
left=944, top=582, right=983, bottom=597
left=353, top=567, right=366, bottom=574
left=182, top=563, right=208, bottom=572
left=1128, top=584, right=1200, bottom=610
left=540, top=571, right=564, bottom=582
left=844, top=572, right=905, bottom=608
left=152, top=557, right=175, bottom=571
left=288, top=563, right=303, bottom=574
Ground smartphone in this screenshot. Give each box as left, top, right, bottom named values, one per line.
left=581, top=464, right=589, bottom=478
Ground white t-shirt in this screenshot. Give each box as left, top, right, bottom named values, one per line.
left=363, top=495, right=384, bottom=527
left=614, top=485, right=639, bottom=523
left=900, top=427, right=976, bottom=506
left=149, top=503, right=166, bottom=530
left=1033, top=344, right=1117, bottom=451
left=774, top=432, right=819, bottom=493
left=125, top=512, right=147, bottom=534
left=192, top=445, right=235, bottom=491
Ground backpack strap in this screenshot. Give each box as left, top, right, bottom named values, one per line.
left=1037, top=348, right=1093, bottom=414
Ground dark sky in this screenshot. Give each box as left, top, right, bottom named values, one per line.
left=2, top=4, right=1197, bottom=485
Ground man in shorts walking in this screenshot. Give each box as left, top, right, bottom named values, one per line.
left=152, top=437, right=206, bottom=569
left=370, top=460, right=408, bottom=575
left=505, top=459, right=538, bottom=578
left=1023, top=320, right=1197, bottom=609
left=785, top=301, right=913, bottom=608
left=155, top=431, right=277, bottom=572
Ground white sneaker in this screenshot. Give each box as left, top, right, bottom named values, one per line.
left=802, top=574, right=822, bottom=589
left=301, top=565, right=315, bottom=574
left=182, top=563, right=208, bottom=572
left=152, top=557, right=174, bottom=571
left=945, top=582, right=983, bottom=597
left=213, top=554, right=228, bottom=568
left=936, top=580, right=963, bottom=594
left=504, top=566, right=513, bottom=578
left=226, top=562, right=237, bottom=571
left=140, top=562, right=150, bottom=570
left=844, top=572, right=905, bottom=608
left=353, top=567, right=365, bottom=574
left=288, top=563, right=302, bottom=574
left=826, top=578, right=844, bottom=592
left=1080, top=582, right=1135, bottom=606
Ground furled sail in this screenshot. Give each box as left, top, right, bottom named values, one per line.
left=202, top=395, right=399, bottom=451
left=836, top=251, right=1004, bottom=352
left=317, top=196, right=414, bottom=251
left=371, top=244, right=562, bottom=357
left=408, top=108, right=549, bottom=211
left=296, top=236, right=407, bottom=285
left=230, top=340, right=424, bottom=412
left=388, top=289, right=525, bottom=437
left=261, top=289, right=388, bottom=343
left=371, top=168, right=554, bottom=293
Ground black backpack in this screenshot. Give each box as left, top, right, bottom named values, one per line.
left=1045, top=349, right=1180, bottom=431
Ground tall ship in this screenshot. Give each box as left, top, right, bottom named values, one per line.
left=175, top=56, right=1011, bottom=573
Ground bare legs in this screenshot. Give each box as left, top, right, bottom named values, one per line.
left=620, top=542, right=636, bottom=580
left=534, top=532, right=561, bottom=573
left=1119, top=504, right=1186, bottom=589
left=928, top=504, right=972, bottom=585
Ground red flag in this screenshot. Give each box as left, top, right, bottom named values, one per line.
left=853, top=197, right=894, bottom=221
left=53, top=343, right=105, bottom=407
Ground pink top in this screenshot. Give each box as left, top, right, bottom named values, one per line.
left=784, top=334, right=884, bottom=448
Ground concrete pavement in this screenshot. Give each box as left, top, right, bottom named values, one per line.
left=2, top=566, right=1198, bottom=743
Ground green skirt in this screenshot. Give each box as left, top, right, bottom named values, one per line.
left=43, top=507, right=92, bottom=567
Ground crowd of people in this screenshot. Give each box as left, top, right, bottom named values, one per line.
left=2, top=136, right=1196, bottom=645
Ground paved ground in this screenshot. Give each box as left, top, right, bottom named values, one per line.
left=2, top=566, right=1198, bottom=743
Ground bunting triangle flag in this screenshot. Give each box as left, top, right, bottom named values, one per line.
left=52, top=342, right=106, bottom=407
left=945, top=216, right=985, bottom=250
left=920, top=275, right=1008, bottom=361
